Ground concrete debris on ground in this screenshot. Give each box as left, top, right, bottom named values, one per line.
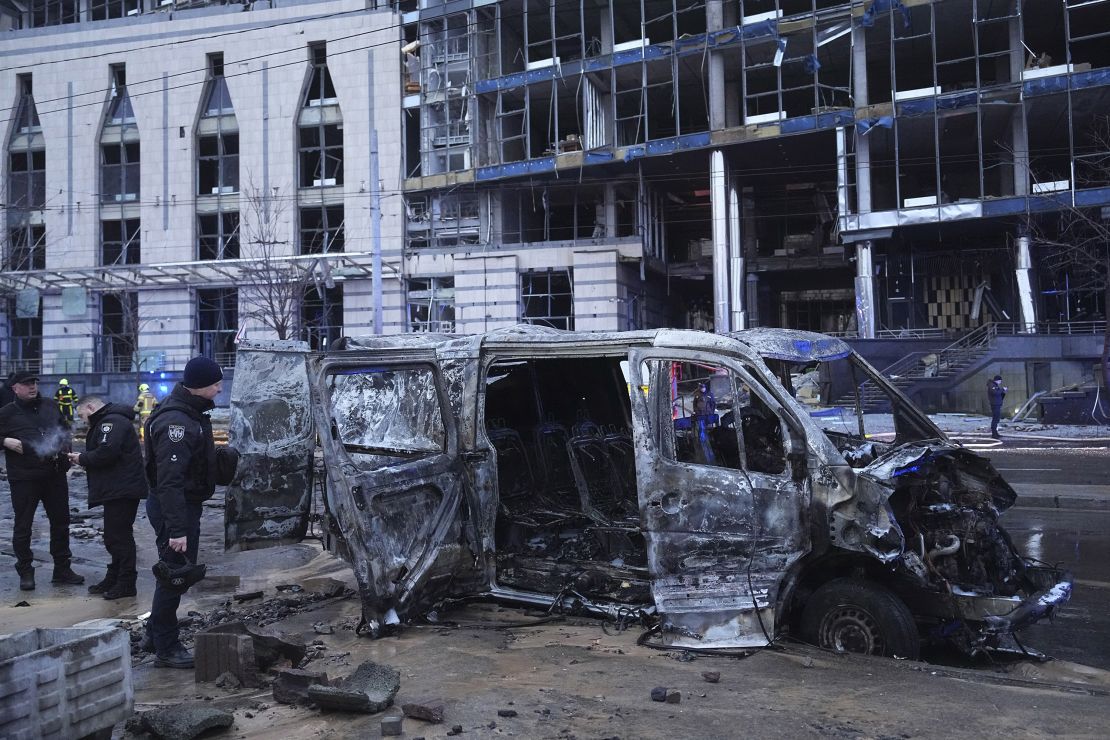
left=701, top=671, right=720, bottom=683
left=381, top=715, right=403, bottom=736
left=308, top=660, right=401, bottom=713
left=272, top=667, right=330, bottom=705
left=402, top=698, right=445, bottom=723
left=138, top=704, right=234, bottom=740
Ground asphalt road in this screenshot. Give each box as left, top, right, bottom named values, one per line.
left=987, top=445, right=1110, bottom=670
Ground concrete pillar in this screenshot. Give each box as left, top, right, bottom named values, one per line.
left=1009, top=18, right=1029, bottom=196
left=728, top=182, right=746, bottom=330
left=851, top=26, right=872, bottom=213
left=604, top=183, right=617, bottom=238
left=710, top=149, right=729, bottom=333
left=707, top=0, right=726, bottom=130
left=1015, top=233, right=1037, bottom=332
left=855, top=240, right=877, bottom=338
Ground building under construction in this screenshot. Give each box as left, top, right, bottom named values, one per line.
left=2, top=0, right=1108, bottom=412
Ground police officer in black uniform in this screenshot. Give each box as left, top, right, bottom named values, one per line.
left=143, top=356, right=238, bottom=669
left=69, top=395, right=149, bottom=600
left=0, top=370, right=84, bottom=591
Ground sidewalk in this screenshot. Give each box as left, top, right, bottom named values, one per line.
left=818, top=411, right=1110, bottom=444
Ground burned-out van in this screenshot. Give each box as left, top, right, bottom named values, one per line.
left=226, top=327, right=1070, bottom=658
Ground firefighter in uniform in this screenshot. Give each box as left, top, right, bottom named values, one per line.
left=134, top=383, right=158, bottom=441
left=54, top=379, right=77, bottom=424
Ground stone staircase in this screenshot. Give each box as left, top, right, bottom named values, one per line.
left=840, top=323, right=998, bottom=412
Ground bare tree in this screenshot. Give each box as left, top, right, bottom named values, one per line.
left=1024, top=117, right=1110, bottom=395
left=238, top=181, right=316, bottom=341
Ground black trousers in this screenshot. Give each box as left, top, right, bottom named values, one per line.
left=102, top=498, right=140, bottom=579
left=10, top=473, right=71, bottom=569
left=146, top=495, right=202, bottom=654
left=991, top=405, right=1002, bottom=435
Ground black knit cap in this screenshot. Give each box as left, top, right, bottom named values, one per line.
left=182, top=356, right=223, bottom=389
left=10, top=370, right=39, bottom=385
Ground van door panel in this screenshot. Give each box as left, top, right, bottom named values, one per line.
left=628, top=348, right=810, bottom=648
left=316, top=356, right=476, bottom=632
left=225, top=341, right=315, bottom=552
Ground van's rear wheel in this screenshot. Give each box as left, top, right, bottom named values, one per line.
left=800, top=578, right=920, bottom=659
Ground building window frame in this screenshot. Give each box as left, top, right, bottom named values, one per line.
left=407, top=277, right=456, bottom=333
left=520, top=269, right=574, bottom=330
left=299, top=205, right=345, bottom=254
left=101, top=141, right=141, bottom=203
left=197, top=131, right=239, bottom=195
left=197, top=212, right=240, bottom=261
left=101, top=218, right=141, bottom=265
left=196, top=287, right=239, bottom=364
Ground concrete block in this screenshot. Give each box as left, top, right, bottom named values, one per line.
left=0, top=626, right=133, bottom=740
left=381, top=715, right=403, bottom=736
left=272, top=667, right=329, bottom=705
left=194, top=631, right=257, bottom=687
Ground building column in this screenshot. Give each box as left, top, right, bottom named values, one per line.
left=746, top=272, right=760, bottom=327
left=855, top=240, right=877, bottom=338
left=1009, top=17, right=1029, bottom=196
left=1015, top=233, right=1037, bottom=332
left=710, top=150, right=730, bottom=333
left=707, top=0, right=726, bottom=130
left=728, top=181, right=746, bottom=330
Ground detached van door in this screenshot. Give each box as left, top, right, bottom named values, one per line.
left=628, top=348, right=810, bottom=648
left=225, top=340, right=316, bottom=551
left=317, top=353, right=475, bottom=634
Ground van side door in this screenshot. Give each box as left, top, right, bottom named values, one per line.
left=628, top=348, right=810, bottom=648
left=316, top=353, right=478, bottom=634
left=225, top=340, right=315, bottom=552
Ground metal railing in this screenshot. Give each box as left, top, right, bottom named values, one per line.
left=994, top=320, right=1106, bottom=336
left=880, top=322, right=997, bottom=382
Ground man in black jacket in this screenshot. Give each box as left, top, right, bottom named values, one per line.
left=0, top=370, right=84, bottom=591
left=144, top=356, right=238, bottom=669
left=69, top=396, right=148, bottom=600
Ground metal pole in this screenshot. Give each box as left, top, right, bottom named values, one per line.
left=710, top=150, right=729, bottom=333
left=855, top=240, right=876, bottom=338
left=1015, top=233, right=1036, bottom=332
left=728, top=181, right=745, bottom=330
left=371, top=128, right=383, bottom=335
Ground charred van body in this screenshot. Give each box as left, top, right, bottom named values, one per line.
left=225, top=328, right=1070, bottom=659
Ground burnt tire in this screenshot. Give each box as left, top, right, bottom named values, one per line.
left=800, top=578, right=920, bottom=660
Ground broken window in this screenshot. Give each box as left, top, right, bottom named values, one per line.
left=6, top=225, right=45, bottom=271
left=101, top=219, right=140, bottom=265
left=28, top=0, right=78, bottom=27
left=298, top=123, right=343, bottom=187
left=106, top=65, right=136, bottom=124
left=198, top=212, right=240, bottom=261
left=419, top=13, right=472, bottom=174
left=647, top=359, right=786, bottom=476
left=197, top=133, right=239, bottom=195
left=5, top=297, right=41, bottom=367
left=301, top=284, right=343, bottom=350
left=196, top=287, right=238, bottom=361
left=89, top=0, right=140, bottom=20
left=407, top=277, right=455, bottom=333
left=520, top=269, right=573, bottom=330
left=305, top=42, right=338, bottom=106
left=202, top=54, right=234, bottom=117
left=7, top=150, right=45, bottom=210
left=98, top=292, right=138, bottom=373
left=328, top=366, right=446, bottom=464
left=9, top=74, right=45, bottom=213
left=299, top=206, right=345, bottom=254
left=101, top=141, right=140, bottom=203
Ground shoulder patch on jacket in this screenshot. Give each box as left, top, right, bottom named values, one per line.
left=100, top=422, right=114, bottom=434
left=168, top=424, right=185, bottom=443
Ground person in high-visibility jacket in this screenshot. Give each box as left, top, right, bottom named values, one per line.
left=54, top=379, right=77, bottom=424
left=134, top=384, right=158, bottom=441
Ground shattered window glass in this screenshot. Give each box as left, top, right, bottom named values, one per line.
left=329, top=366, right=445, bottom=455
left=231, top=352, right=312, bottom=449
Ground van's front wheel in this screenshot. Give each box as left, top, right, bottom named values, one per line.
left=800, top=578, right=920, bottom=659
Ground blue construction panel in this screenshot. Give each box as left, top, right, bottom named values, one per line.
left=584, top=150, right=615, bottom=165
left=1028, top=194, right=1072, bottom=213
left=1071, top=67, right=1110, bottom=91
left=644, top=132, right=712, bottom=156
left=898, top=97, right=936, bottom=116
left=740, top=19, right=779, bottom=41
left=674, top=32, right=708, bottom=54
left=936, top=91, right=977, bottom=110
left=623, top=146, right=647, bottom=162
left=1024, top=75, right=1069, bottom=96
left=981, top=197, right=1027, bottom=217
left=815, top=110, right=856, bottom=129
left=1074, top=186, right=1110, bottom=208
left=781, top=115, right=817, bottom=134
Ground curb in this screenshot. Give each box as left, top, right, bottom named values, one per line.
left=1013, top=494, right=1110, bottom=510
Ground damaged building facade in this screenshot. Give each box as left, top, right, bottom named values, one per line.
left=0, top=0, right=404, bottom=379
left=397, top=0, right=1110, bottom=338
left=3, top=0, right=1108, bottom=382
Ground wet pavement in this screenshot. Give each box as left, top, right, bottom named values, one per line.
left=2, top=444, right=1110, bottom=737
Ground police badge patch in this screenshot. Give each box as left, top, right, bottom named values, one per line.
left=100, top=423, right=113, bottom=433
left=168, top=424, right=186, bottom=443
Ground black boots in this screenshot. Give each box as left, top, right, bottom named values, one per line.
left=16, top=565, right=34, bottom=591
left=88, top=567, right=118, bottom=595
left=51, top=562, right=85, bottom=585
left=154, top=643, right=195, bottom=669
left=102, top=576, right=137, bottom=600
